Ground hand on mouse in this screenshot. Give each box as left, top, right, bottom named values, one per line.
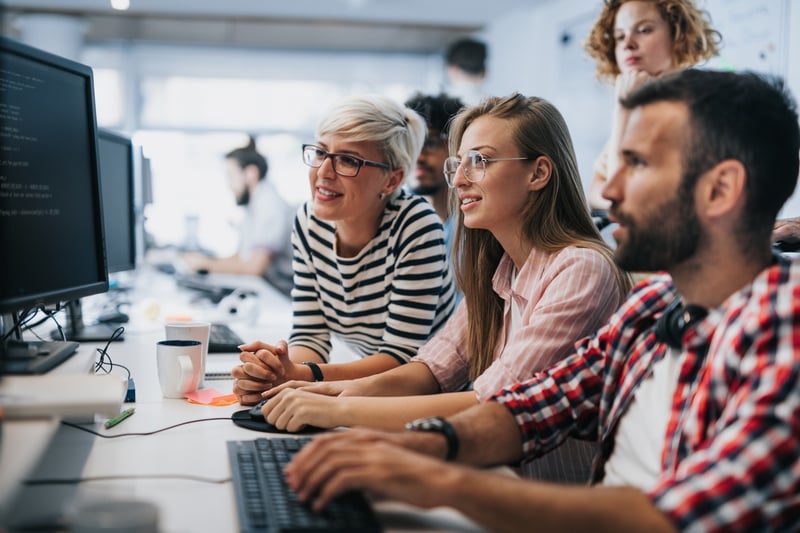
left=261, top=387, right=345, bottom=432
left=232, top=340, right=290, bottom=405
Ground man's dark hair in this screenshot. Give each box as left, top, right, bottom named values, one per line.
left=404, top=93, right=464, bottom=134
left=226, top=135, right=268, bottom=180
left=622, top=69, right=800, bottom=250
left=445, top=38, right=487, bottom=76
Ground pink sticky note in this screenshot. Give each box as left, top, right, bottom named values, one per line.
left=184, top=388, right=238, bottom=405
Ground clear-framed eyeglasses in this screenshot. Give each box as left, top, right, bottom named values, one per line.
left=302, top=144, right=390, bottom=178
left=442, top=150, right=533, bottom=187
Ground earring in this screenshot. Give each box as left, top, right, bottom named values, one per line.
left=379, top=192, right=386, bottom=200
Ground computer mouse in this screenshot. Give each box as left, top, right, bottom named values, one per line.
left=231, top=399, right=323, bottom=435
left=97, top=310, right=130, bottom=324
left=248, top=398, right=269, bottom=419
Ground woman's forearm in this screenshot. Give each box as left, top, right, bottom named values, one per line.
left=338, top=391, right=479, bottom=431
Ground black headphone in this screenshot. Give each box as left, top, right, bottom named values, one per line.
left=654, top=299, right=708, bottom=349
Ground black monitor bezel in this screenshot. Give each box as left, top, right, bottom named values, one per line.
left=98, top=128, right=137, bottom=274
left=0, top=36, right=109, bottom=313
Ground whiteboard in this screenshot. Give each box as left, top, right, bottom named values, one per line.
left=704, top=0, right=789, bottom=76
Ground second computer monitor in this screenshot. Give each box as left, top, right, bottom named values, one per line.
left=98, top=128, right=136, bottom=274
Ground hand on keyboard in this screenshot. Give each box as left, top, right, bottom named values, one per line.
left=284, top=429, right=456, bottom=514
left=228, top=437, right=382, bottom=532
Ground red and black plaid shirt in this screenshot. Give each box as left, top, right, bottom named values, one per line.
left=493, top=256, right=800, bottom=531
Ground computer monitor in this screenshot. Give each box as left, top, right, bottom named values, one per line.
left=133, top=144, right=155, bottom=255
left=0, top=36, right=109, bottom=374
left=99, top=129, right=136, bottom=274
left=58, top=128, right=137, bottom=343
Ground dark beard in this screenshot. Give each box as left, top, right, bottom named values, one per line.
left=236, top=188, right=250, bottom=206
left=612, top=188, right=701, bottom=272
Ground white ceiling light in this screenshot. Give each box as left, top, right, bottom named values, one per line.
left=110, top=0, right=130, bottom=11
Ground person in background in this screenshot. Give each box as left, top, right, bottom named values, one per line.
left=444, top=37, right=488, bottom=106
left=284, top=69, right=800, bottom=532
left=256, top=95, right=630, bottom=453
left=404, top=92, right=464, bottom=255
left=583, top=0, right=720, bottom=210
left=231, top=95, right=456, bottom=402
left=182, top=136, right=294, bottom=295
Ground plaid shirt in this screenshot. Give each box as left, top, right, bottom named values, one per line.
left=492, top=255, right=800, bottom=531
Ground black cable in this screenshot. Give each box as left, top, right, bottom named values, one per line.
left=62, top=416, right=233, bottom=438
left=47, top=302, right=66, bottom=341
left=27, top=305, right=63, bottom=342
left=94, top=326, right=130, bottom=379
left=1, top=308, right=36, bottom=342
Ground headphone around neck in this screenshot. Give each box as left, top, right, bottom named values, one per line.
left=654, top=299, right=708, bottom=349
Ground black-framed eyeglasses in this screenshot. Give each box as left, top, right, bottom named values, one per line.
left=443, top=150, right=533, bottom=187
left=302, top=144, right=390, bottom=177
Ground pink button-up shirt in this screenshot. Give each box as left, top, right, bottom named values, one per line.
left=414, top=245, right=623, bottom=400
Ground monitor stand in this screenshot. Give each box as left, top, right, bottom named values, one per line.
left=1, top=311, right=80, bottom=375
left=51, top=300, right=124, bottom=343
left=1, top=339, right=79, bottom=375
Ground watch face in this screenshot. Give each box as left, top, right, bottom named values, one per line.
left=408, top=417, right=444, bottom=431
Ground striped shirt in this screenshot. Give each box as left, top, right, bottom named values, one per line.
left=289, top=190, right=456, bottom=363
left=492, top=256, right=800, bottom=531
left=415, top=246, right=623, bottom=400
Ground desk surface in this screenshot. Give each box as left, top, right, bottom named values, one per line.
left=1, top=265, right=490, bottom=532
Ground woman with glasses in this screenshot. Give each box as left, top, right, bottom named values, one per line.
left=257, top=94, right=631, bottom=446
left=584, top=0, right=720, bottom=210
left=232, top=94, right=456, bottom=405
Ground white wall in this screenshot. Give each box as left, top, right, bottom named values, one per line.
left=782, top=0, right=800, bottom=216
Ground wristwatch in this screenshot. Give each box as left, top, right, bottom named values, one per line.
left=405, top=416, right=459, bottom=461
left=302, top=361, right=324, bottom=382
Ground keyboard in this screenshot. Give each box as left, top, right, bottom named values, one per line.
left=208, top=323, right=245, bottom=353
left=175, top=272, right=236, bottom=303
left=227, top=437, right=382, bottom=533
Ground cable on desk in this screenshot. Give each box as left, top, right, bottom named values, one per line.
left=24, top=473, right=231, bottom=486
left=94, top=326, right=130, bottom=379
left=62, top=416, right=234, bottom=438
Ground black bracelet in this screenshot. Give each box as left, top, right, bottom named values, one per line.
left=302, top=361, right=324, bottom=382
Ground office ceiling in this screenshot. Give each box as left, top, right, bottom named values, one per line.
left=0, top=0, right=542, bottom=53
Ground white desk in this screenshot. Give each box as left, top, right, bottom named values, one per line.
left=1, top=266, right=490, bottom=532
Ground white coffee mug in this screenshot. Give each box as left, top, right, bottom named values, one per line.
left=164, top=321, right=210, bottom=387
left=156, top=340, right=203, bottom=398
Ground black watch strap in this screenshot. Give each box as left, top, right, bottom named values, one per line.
left=405, top=416, right=459, bottom=461
left=302, top=361, right=324, bottom=382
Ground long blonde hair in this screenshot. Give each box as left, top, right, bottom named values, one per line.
left=449, top=94, right=631, bottom=379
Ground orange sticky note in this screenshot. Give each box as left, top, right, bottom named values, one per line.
left=185, top=389, right=239, bottom=406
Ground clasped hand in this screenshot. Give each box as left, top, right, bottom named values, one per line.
left=232, top=340, right=297, bottom=405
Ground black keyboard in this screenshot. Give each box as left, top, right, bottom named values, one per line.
left=175, top=273, right=236, bottom=303
left=208, top=323, right=245, bottom=353
left=227, top=437, right=382, bottom=533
